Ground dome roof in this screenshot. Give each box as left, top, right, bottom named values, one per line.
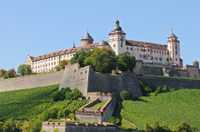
left=82, top=32, right=93, bottom=40
left=98, top=40, right=109, bottom=47
left=113, top=20, right=122, bottom=31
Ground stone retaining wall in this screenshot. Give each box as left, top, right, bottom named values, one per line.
left=0, top=71, right=64, bottom=92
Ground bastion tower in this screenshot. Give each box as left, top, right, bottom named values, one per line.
left=81, top=32, right=94, bottom=46
left=108, top=20, right=126, bottom=55
left=167, top=29, right=180, bottom=66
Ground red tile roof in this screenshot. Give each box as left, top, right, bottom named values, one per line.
left=126, top=40, right=168, bottom=50
left=32, top=42, right=99, bottom=61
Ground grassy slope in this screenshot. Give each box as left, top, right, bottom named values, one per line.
left=0, top=84, right=88, bottom=121
left=90, top=100, right=108, bottom=109
left=121, top=89, right=200, bottom=129
left=0, top=84, right=59, bottom=120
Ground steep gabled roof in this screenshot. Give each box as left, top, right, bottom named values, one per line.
left=126, top=40, right=168, bottom=50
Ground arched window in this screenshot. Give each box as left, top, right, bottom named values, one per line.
left=127, top=47, right=129, bottom=50
left=114, top=44, right=116, bottom=47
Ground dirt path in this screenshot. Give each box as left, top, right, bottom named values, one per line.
left=122, top=117, right=139, bottom=128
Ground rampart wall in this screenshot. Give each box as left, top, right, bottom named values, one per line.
left=42, top=121, right=142, bottom=132
left=59, top=63, right=143, bottom=98
left=0, top=71, right=64, bottom=92
left=134, top=60, right=200, bottom=78
left=137, top=76, right=200, bottom=90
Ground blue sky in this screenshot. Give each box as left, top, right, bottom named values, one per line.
left=0, top=0, right=200, bottom=71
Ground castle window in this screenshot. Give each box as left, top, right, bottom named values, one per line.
left=175, top=43, right=178, bottom=55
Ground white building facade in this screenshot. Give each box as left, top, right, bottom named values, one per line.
left=25, top=20, right=181, bottom=73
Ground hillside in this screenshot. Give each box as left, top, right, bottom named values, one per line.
left=0, top=84, right=88, bottom=121
left=121, top=89, right=200, bottom=129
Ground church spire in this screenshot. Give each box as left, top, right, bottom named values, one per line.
left=72, top=39, right=76, bottom=48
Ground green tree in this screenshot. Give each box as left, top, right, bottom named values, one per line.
left=55, top=66, right=61, bottom=71
left=70, top=49, right=92, bottom=67
left=0, top=122, right=3, bottom=132
left=116, top=53, right=136, bottom=72
left=0, top=69, right=6, bottom=78
left=4, top=69, right=15, bottom=79
left=173, top=121, right=191, bottom=132
left=83, top=57, right=93, bottom=67
left=144, top=123, right=153, bottom=132
left=2, top=118, right=22, bottom=132
left=29, top=120, right=42, bottom=132
left=153, top=121, right=161, bottom=132
left=59, top=60, right=68, bottom=69
left=17, top=64, right=32, bottom=76
left=90, top=47, right=116, bottom=73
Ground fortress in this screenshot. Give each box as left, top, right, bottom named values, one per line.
left=23, top=19, right=200, bottom=79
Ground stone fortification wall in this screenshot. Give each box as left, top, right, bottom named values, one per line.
left=76, top=98, right=116, bottom=122
left=87, top=67, right=142, bottom=98
left=42, top=121, right=142, bottom=132
left=59, top=63, right=143, bottom=98
left=134, top=60, right=200, bottom=78
left=0, top=71, right=64, bottom=92
left=137, top=76, right=200, bottom=90
left=59, top=63, right=89, bottom=96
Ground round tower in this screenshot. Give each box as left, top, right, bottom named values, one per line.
left=81, top=32, right=94, bottom=46
left=167, top=29, right=180, bottom=66
left=108, top=20, right=126, bottom=55
left=193, top=60, right=199, bottom=68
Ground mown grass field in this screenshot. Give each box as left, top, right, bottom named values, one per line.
left=121, top=89, right=200, bottom=129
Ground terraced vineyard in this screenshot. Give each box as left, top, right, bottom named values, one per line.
left=0, top=84, right=59, bottom=119
left=121, top=89, right=200, bottom=129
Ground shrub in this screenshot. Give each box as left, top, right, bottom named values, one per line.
left=120, top=90, right=130, bottom=100
left=52, top=87, right=71, bottom=101
left=65, top=88, right=82, bottom=100
left=173, top=121, right=191, bottom=132
left=55, top=66, right=60, bottom=71
left=54, top=128, right=59, bottom=132
left=144, top=123, right=153, bottom=132
left=155, top=85, right=170, bottom=94
left=68, top=113, right=75, bottom=119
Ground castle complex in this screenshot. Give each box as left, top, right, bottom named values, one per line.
left=25, top=20, right=182, bottom=73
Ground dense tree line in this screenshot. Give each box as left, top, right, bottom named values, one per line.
left=70, top=47, right=136, bottom=73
